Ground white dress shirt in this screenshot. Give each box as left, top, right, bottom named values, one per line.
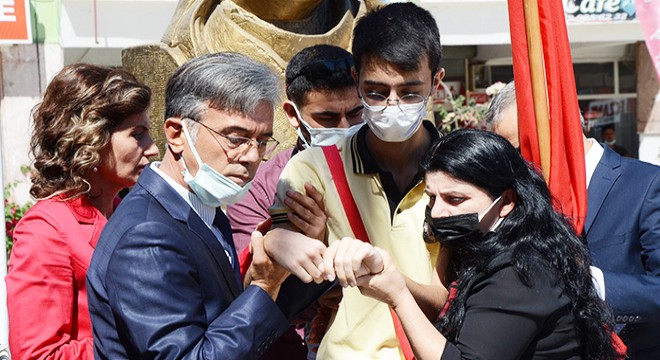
left=584, top=139, right=606, bottom=301
left=150, top=162, right=234, bottom=266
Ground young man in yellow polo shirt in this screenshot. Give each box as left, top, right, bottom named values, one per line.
left=265, top=3, right=447, bottom=359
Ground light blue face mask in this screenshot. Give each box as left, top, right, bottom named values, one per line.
left=291, top=102, right=364, bottom=149
left=180, top=122, right=252, bottom=207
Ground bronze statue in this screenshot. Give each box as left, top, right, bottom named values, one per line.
left=123, top=0, right=383, bottom=154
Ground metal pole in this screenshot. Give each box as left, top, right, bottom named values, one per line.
left=0, top=92, right=11, bottom=359
left=0, top=46, right=11, bottom=360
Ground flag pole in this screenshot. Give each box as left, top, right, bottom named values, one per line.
left=523, top=0, right=551, bottom=181
left=509, top=0, right=588, bottom=232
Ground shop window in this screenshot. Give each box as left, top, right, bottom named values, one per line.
left=491, top=65, right=514, bottom=85
left=618, top=61, right=636, bottom=94
left=470, top=64, right=514, bottom=90
left=574, top=62, right=615, bottom=95
left=472, top=61, right=634, bottom=95
left=581, top=98, right=638, bottom=158
left=472, top=64, right=489, bottom=90
left=469, top=60, right=639, bottom=157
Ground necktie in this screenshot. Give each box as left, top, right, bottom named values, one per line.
left=214, top=209, right=242, bottom=287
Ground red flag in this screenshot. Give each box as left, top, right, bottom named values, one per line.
left=507, top=0, right=587, bottom=233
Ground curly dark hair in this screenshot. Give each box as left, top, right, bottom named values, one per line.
left=29, top=63, right=151, bottom=199
left=423, top=129, right=617, bottom=360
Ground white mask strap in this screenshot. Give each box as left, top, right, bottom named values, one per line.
left=181, top=121, right=205, bottom=168
left=490, top=216, right=505, bottom=231
left=291, top=102, right=311, bottom=148
left=478, top=195, right=504, bottom=232
left=478, top=195, right=503, bottom=222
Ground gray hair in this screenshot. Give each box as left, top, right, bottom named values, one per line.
left=483, top=81, right=587, bottom=132
left=484, top=80, right=516, bottom=130
left=165, top=52, right=281, bottom=141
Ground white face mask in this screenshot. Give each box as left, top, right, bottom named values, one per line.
left=291, top=102, right=365, bottom=148
left=362, top=101, right=426, bottom=142
left=180, top=122, right=252, bottom=207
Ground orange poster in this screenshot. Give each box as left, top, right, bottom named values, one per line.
left=0, top=0, right=32, bottom=44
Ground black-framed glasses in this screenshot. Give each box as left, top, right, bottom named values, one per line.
left=287, top=57, right=355, bottom=87
left=187, top=119, right=279, bottom=158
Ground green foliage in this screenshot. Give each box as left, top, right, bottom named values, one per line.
left=435, top=81, right=506, bottom=134
left=4, top=165, right=34, bottom=260
left=436, top=95, right=490, bottom=134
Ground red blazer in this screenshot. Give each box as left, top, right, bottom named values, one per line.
left=6, top=194, right=109, bottom=360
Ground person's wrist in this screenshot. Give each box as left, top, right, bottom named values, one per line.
left=251, top=279, right=282, bottom=301
left=390, top=287, right=414, bottom=310
left=262, top=230, right=275, bottom=258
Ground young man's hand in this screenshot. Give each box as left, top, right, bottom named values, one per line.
left=263, top=227, right=327, bottom=284
left=321, top=237, right=384, bottom=288
left=283, top=183, right=327, bottom=241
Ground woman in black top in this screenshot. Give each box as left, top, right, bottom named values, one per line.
left=323, top=129, right=622, bottom=359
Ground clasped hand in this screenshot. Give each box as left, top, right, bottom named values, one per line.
left=256, top=184, right=407, bottom=305
left=263, top=232, right=407, bottom=307
left=323, top=238, right=408, bottom=308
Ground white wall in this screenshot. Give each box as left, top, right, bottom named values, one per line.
left=60, top=0, right=177, bottom=48
left=0, top=44, right=61, bottom=205
left=639, top=134, right=660, bottom=165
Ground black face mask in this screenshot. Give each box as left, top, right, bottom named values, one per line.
left=423, top=206, right=482, bottom=249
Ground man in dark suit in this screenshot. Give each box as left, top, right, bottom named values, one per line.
left=584, top=143, right=660, bottom=359
left=486, top=81, right=660, bottom=359
left=87, top=52, right=292, bottom=359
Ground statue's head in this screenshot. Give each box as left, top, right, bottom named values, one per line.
left=233, top=0, right=324, bottom=22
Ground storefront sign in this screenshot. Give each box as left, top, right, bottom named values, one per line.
left=0, top=0, right=32, bottom=44
left=564, top=0, right=637, bottom=23
left=585, top=98, right=629, bottom=127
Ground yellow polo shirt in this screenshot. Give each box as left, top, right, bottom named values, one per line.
left=270, top=123, right=441, bottom=360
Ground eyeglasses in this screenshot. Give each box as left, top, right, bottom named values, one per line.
left=287, top=57, right=355, bottom=87
left=359, top=90, right=428, bottom=114
left=188, top=119, right=279, bottom=158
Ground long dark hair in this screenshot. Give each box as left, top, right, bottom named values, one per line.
left=422, top=129, right=615, bottom=359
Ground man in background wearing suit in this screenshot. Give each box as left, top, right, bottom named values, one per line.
left=87, top=52, right=291, bottom=359
left=486, top=81, right=660, bottom=359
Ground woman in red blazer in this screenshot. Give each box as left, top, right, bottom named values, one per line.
left=6, top=64, right=158, bottom=360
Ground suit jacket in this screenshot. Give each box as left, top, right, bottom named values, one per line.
left=86, top=166, right=289, bottom=359
left=6, top=195, right=106, bottom=360
left=584, top=146, right=660, bottom=359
